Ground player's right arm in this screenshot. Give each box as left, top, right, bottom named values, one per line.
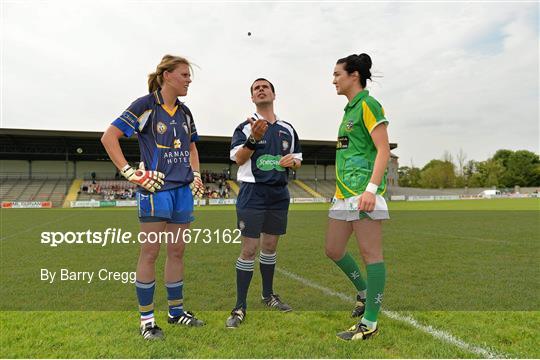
left=101, top=125, right=129, bottom=170
left=230, top=118, right=268, bottom=165
left=101, top=98, right=164, bottom=192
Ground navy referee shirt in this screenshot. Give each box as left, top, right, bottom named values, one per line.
left=230, top=113, right=302, bottom=186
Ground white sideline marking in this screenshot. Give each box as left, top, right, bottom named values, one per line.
left=277, top=267, right=507, bottom=359
left=0, top=213, right=79, bottom=241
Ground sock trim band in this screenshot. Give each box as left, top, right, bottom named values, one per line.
left=165, top=280, right=183, bottom=288
left=136, top=280, right=156, bottom=289
left=236, top=258, right=255, bottom=271
left=259, top=252, right=277, bottom=265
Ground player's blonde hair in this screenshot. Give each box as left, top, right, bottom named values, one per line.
left=148, top=54, right=192, bottom=93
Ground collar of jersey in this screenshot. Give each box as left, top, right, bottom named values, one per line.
left=344, top=90, right=369, bottom=111
left=253, top=112, right=280, bottom=124
left=153, top=90, right=182, bottom=107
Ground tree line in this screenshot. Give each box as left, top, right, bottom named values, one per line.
left=397, top=149, right=540, bottom=189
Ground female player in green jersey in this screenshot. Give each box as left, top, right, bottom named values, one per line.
left=326, top=53, right=390, bottom=341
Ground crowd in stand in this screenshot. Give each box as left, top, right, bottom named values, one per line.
left=201, top=170, right=229, bottom=183
left=79, top=170, right=233, bottom=200
left=79, top=181, right=136, bottom=200
left=201, top=171, right=231, bottom=199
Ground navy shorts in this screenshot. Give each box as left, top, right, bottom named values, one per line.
left=137, top=185, right=194, bottom=224
left=236, top=183, right=290, bottom=238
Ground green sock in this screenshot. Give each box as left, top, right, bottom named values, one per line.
left=363, top=262, right=386, bottom=324
left=333, top=252, right=367, bottom=293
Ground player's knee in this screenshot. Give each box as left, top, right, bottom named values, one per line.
left=140, top=249, right=160, bottom=264
left=167, top=248, right=184, bottom=261
left=325, top=246, right=344, bottom=261
left=240, top=247, right=257, bottom=260
left=361, top=251, right=383, bottom=264
left=261, top=244, right=277, bottom=254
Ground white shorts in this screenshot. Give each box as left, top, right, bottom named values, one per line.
left=328, top=194, right=390, bottom=221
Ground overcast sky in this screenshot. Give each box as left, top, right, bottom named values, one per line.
left=1, top=1, right=538, bottom=167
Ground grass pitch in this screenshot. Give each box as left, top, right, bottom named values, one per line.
left=1, top=198, right=538, bottom=358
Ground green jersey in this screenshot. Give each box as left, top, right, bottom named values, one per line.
left=335, top=90, right=388, bottom=199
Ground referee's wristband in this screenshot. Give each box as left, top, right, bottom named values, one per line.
left=365, top=182, right=378, bottom=195
left=243, top=136, right=257, bottom=150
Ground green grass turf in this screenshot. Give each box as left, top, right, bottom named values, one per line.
left=0, top=198, right=539, bottom=358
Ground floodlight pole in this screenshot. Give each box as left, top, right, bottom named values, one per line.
left=65, top=147, right=69, bottom=195
left=314, top=157, right=318, bottom=192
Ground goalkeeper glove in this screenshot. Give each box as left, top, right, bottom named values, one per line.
left=120, top=162, right=164, bottom=193
left=190, top=171, right=205, bottom=198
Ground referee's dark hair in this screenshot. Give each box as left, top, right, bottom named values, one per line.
left=336, top=53, right=372, bottom=88
left=250, top=78, right=275, bottom=95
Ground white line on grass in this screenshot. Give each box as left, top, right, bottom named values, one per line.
left=277, top=267, right=508, bottom=359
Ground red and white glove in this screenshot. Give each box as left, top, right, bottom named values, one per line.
left=190, top=171, right=205, bottom=198
left=120, top=162, right=164, bottom=193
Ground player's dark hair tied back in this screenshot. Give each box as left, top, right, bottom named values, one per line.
left=337, top=52, right=372, bottom=88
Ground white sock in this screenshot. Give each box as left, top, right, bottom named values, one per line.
left=140, top=314, right=155, bottom=327
left=361, top=318, right=377, bottom=330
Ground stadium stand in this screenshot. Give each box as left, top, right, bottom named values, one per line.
left=0, top=178, right=68, bottom=206
left=76, top=178, right=234, bottom=201
left=78, top=180, right=137, bottom=201
left=287, top=181, right=315, bottom=198
left=226, top=180, right=240, bottom=197
left=0, top=128, right=399, bottom=207
left=293, top=179, right=324, bottom=198
left=302, top=180, right=335, bottom=199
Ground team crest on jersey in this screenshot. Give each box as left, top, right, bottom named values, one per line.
left=157, top=121, right=167, bottom=134
left=182, top=122, right=189, bottom=134
left=345, top=120, right=354, bottom=132
left=173, top=139, right=182, bottom=149
left=282, top=140, right=289, bottom=151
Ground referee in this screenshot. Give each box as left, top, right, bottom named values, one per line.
left=226, top=78, right=303, bottom=328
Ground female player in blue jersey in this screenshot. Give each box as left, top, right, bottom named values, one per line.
left=326, top=53, right=390, bottom=341
left=101, top=54, right=206, bottom=340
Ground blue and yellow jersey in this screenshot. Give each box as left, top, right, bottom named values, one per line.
left=112, top=90, right=199, bottom=191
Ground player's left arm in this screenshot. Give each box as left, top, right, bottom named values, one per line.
left=185, top=106, right=204, bottom=196
left=189, top=142, right=200, bottom=173
left=358, top=99, right=390, bottom=212
left=279, top=127, right=303, bottom=169
left=369, top=124, right=390, bottom=188
left=189, top=141, right=204, bottom=197
left=358, top=124, right=390, bottom=212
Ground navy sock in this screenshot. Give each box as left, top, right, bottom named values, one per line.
left=235, top=258, right=254, bottom=310
left=259, top=252, right=277, bottom=298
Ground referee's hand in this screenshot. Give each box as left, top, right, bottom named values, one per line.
left=279, top=154, right=297, bottom=168
left=248, top=117, right=268, bottom=141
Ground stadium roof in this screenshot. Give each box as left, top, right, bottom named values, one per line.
left=0, top=128, right=397, bottom=165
